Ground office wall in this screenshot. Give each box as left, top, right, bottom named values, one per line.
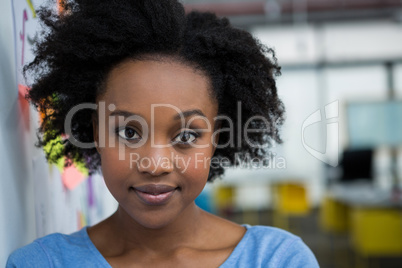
left=0, top=1, right=116, bottom=266
left=0, top=0, right=37, bottom=264
left=221, top=19, right=402, bottom=206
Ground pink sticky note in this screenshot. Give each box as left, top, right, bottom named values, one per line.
left=18, top=84, right=29, bottom=96
left=18, top=84, right=30, bottom=130
left=62, top=164, right=86, bottom=190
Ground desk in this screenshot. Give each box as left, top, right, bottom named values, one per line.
left=350, top=206, right=402, bottom=257
left=321, top=183, right=402, bottom=257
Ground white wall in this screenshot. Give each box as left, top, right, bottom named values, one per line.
left=0, top=0, right=37, bottom=264
left=253, top=20, right=402, bottom=65
left=322, top=21, right=402, bottom=62
left=394, top=63, right=402, bottom=98
left=0, top=1, right=116, bottom=266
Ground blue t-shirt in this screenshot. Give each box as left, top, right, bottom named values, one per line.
left=7, top=225, right=319, bottom=267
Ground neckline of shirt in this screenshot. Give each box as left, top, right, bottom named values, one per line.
left=80, top=224, right=252, bottom=267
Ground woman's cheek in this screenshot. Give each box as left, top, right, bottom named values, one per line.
left=100, top=148, right=131, bottom=183
left=180, top=151, right=212, bottom=180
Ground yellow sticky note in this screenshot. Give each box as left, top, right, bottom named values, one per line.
left=77, top=210, right=87, bottom=229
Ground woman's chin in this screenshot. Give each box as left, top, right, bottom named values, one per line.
left=134, top=215, right=177, bottom=230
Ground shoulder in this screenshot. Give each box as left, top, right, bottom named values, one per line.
left=243, top=225, right=301, bottom=248
left=222, top=225, right=319, bottom=268
left=6, top=227, right=95, bottom=268
left=6, top=239, right=49, bottom=267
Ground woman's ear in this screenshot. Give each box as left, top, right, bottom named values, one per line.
left=92, top=112, right=100, bottom=153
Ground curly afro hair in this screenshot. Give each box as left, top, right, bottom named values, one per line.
left=25, top=0, right=285, bottom=182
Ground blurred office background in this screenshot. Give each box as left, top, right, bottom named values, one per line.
left=1, top=0, right=402, bottom=267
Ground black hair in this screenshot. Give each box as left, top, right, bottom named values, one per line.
left=25, top=0, right=285, bottom=181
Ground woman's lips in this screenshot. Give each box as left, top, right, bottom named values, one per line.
left=131, top=184, right=178, bottom=206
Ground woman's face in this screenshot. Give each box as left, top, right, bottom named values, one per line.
left=94, top=58, right=218, bottom=229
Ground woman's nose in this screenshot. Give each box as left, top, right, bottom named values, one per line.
left=136, top=143, right=174, bottom=176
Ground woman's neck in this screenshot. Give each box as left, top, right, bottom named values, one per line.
left=108, top=202, right=205, bottom=254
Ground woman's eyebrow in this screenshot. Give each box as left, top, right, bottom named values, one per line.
left=173, top=109, right=206, bottom=120
left=109, top=110, right=143, bottom=118
left=108, top=109, right=205, bottom=119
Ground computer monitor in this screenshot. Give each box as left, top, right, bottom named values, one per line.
left=340, top=148, right=373, bottom=182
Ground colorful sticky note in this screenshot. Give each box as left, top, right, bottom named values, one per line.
left=18, top=84, right=29, bottom=96
left=77, top=210, right=87, bottom=229
left=87, top=176, right=95, bottom=207
left=62, top=164, right=86, bottom=190
left=18, top=84, right=30, bottom=130
left=43, top=137, right=65, bottom=172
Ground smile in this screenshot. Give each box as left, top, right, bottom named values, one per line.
left=131, top=184, right=178, bottom=206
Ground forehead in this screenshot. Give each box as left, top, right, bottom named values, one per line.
left=100, top=59, right=218, bottom=119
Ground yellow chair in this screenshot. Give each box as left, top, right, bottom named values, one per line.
left=320, top=195, right=349, bottom=233
left=271, top=182, right=310, bottom=231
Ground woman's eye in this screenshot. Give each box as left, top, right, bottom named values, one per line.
left=173, top=131, right=199, bottom=145
left=117, top=127, right=140, bottom=140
